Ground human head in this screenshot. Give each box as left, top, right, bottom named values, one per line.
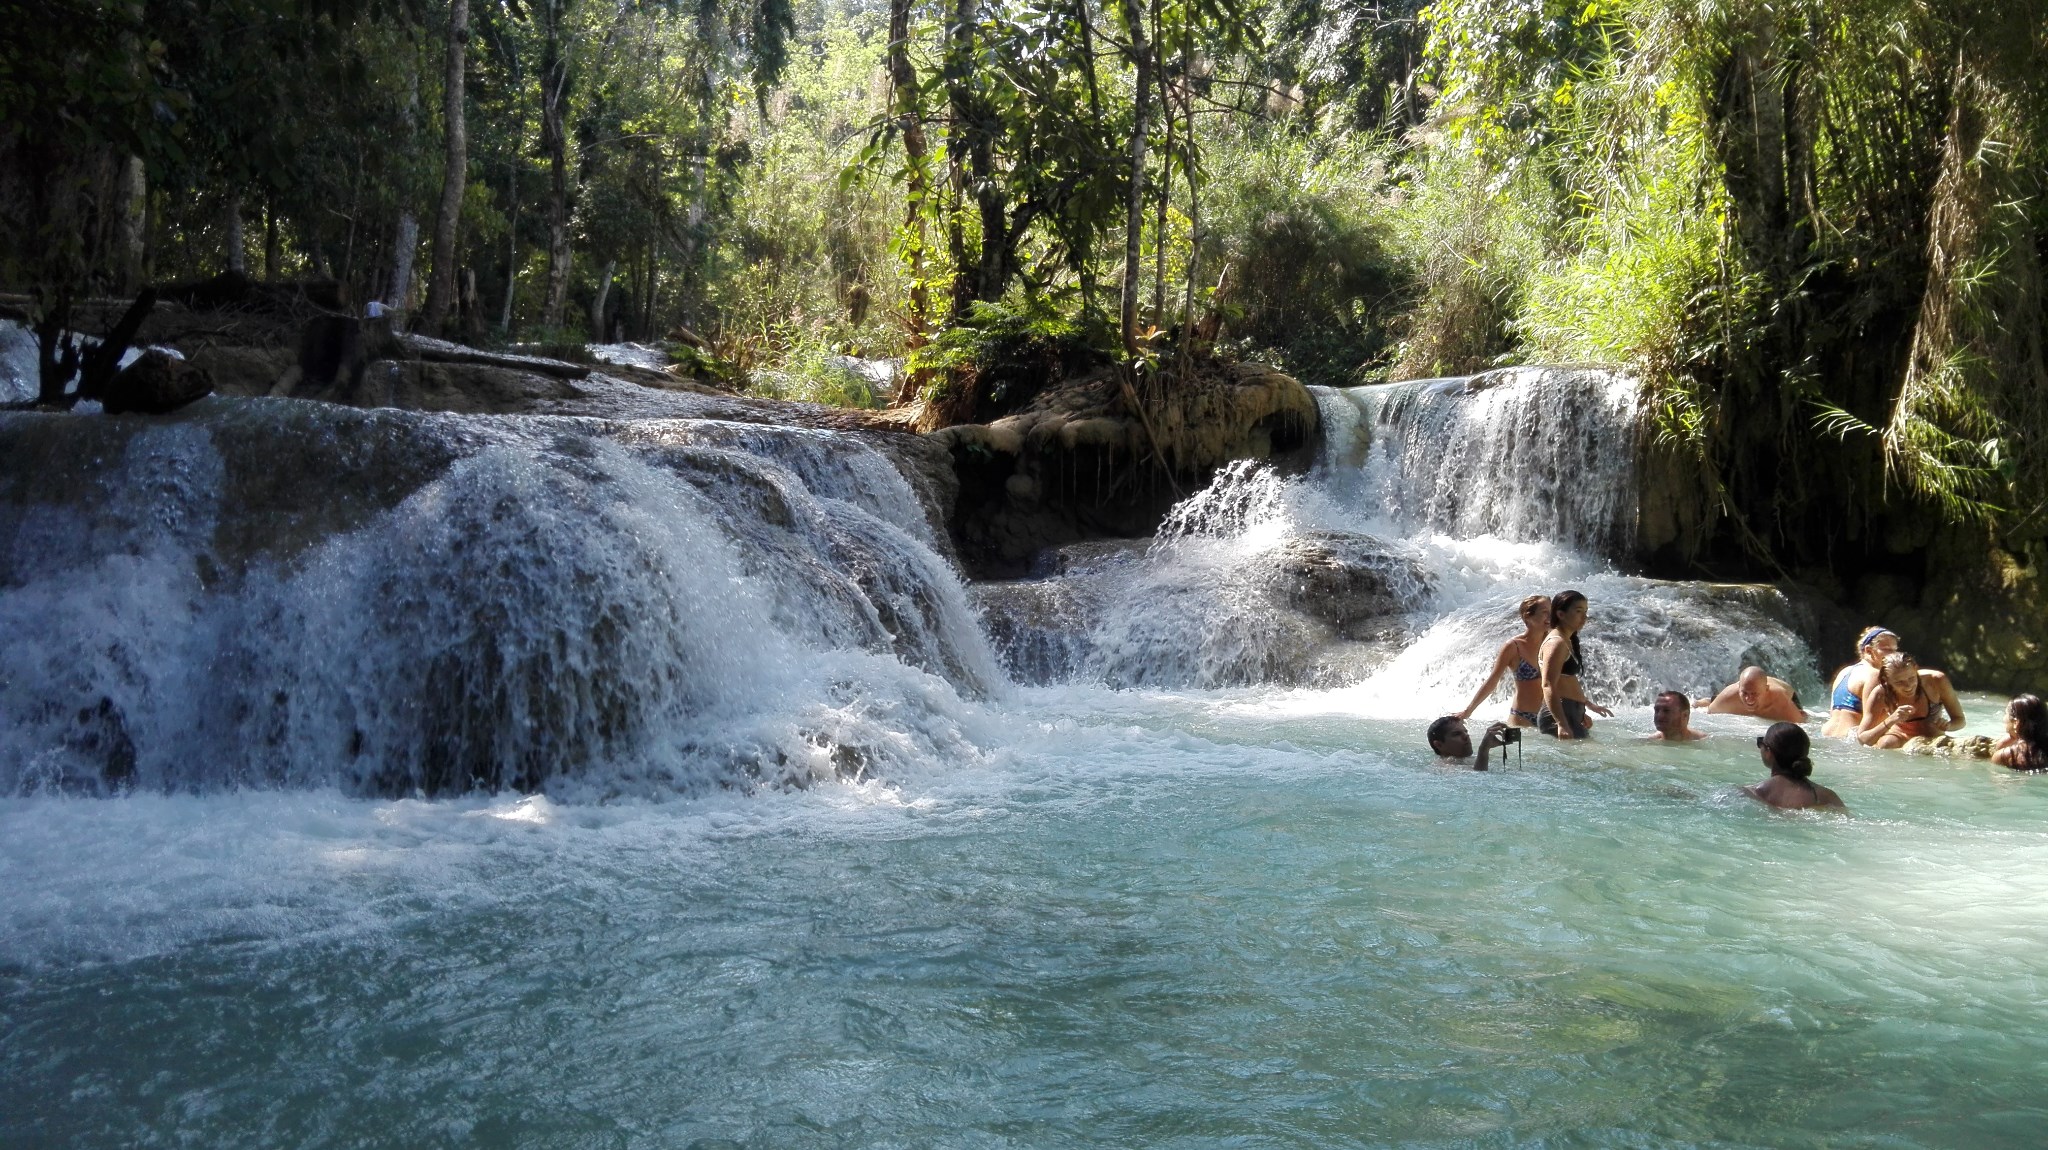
left=1427, top=715, right=1472, bottom=758
left=1880, top=651, right=1920, bottom=693
left=1652, top=691, right=1691, bottom=735
left=1760, top=721, right=1812, bottom=784
left=1551, top=589, right=1588, bottom=634
left=1859, top=626, right=1899, bottom=667
left=1736, top=666, right=1769, bottom=708
left=1519, top=594, right=1551, bottom=631
left=2008, top=694, right=2047, bottom=745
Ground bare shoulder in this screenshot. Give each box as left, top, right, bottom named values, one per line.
left=1814, top=785, right=1847, bottom=810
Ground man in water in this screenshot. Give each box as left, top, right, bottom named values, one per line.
left=1702, top=667, right=1807, bottom=723
left=1427, top=716, right=1512, bottom=771
left=1649, top=691, right=1706, bottom=741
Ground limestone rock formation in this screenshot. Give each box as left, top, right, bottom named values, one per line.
left=928, top=361, right=1320, bottom=574
left=1262, top=532, right=1434, bottom=640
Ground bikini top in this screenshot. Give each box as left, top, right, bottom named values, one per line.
left=1830, top=665, right=1861, bottom=712
left=1513, top=639, right=1541, bottom=681
left=1562, top=636, right=1583, bottom=677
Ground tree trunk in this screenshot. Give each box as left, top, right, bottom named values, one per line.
left=387, top=212, right=419, bottom=312
left=422, top=0, right=471, bottom=332
left=943, top=0, right=976, bottom=321
left=1152, top=30, right=1172, bottom=325
left=113, top=155, right=146, bottom=294
left=387, top=62, right=422, bottom=315
left=263, top=193, right=279, bottom=281
left=887, top=0, right=930, bottom=351
left=224, top=192, right=247, bottom=274
left=540, top=4, right=574, bottom=330
left=1117, top=0, right=1152, bottom=356
left=588, top=257, right=614, bottom=338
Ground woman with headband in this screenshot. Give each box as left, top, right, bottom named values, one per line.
left=1821, top=626, right=1899, bottom=738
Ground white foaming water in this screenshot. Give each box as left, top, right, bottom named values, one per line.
left=0, top=402, right=995, bottom=797
left=979, top=369, right=1820, bottom=712
left=7, top=375, right=2048, bottom=1147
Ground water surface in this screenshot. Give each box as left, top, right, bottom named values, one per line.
left=6, top=691, right=2043, bottom=1149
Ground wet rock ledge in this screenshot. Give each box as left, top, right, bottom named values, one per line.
left=926, top=362, right=1319, bottom=576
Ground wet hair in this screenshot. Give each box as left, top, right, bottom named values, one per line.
left=2006, top=695, right=2048, bottom=772
left=1857, top=625, right=1898, bottom=651
left=1426, top=715, right=1463, bottom=753
left=1762, top=722, right=1814, bottom=789
left=1550, top=589, right=1587, bottom=669
left=1654, top=690, right=1690, bottom=712
left=1519, top=594, right=1550, bottom=620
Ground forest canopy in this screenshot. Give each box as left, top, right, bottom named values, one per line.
left=3, top=0, right=2045, bottom=567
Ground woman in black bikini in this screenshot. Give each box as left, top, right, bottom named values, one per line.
left=1539, top=589, right=1612, bottom=740
left=1458, top=594, right=1552, bottom=728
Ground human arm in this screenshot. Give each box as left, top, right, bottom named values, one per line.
left=1702, top=685, right=1742, bottom=714
left=1473, top=722, right=1509, bottom=771
left=1929, top=673, right=1963, bottom=732
left=1458, top=643, right=1514, bottom=720
left=1857, top=690, right=1917, bottom=745
left=1540, top=637, right=1575, bottom=739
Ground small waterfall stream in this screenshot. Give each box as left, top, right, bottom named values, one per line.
left=1, top=366, right=1819, bottom=797
left=0, top=402, right=994, bottom=797
left=976, top=368, right=1818, bottom=709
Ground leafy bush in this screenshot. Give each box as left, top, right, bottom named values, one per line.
left=1201, top=127, right=1415, bottom=386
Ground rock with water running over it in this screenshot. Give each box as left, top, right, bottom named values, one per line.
left=1260, top=532, right=1434, bottom=640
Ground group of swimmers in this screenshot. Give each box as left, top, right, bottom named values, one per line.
left=1424, top=591, right=2048, bottom=811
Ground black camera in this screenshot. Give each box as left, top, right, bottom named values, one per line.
left=1499, top=726, right=1522, bottom=744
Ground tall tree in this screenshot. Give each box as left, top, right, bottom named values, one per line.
left=422, top=0, right=472, bottom=331
left=1117, top=0, right=1154, bottom=355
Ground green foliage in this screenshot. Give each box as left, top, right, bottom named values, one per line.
left=908, top=297, right=1118, bottom=414
left=1200, top=125, right=1412, bottom=385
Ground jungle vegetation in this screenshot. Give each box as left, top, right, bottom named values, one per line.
left=3, top=0, right=2045, bottom=575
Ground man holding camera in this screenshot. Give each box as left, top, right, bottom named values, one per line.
left=1426, top=716, right=1515, bottom=770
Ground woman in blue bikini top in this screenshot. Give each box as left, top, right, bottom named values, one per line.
left=1458, top=594, right=1553, bottom=727
left=1821, top=625, right=1898, bottom=738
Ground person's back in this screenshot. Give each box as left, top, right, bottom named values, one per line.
left=1746, top=721, right=1846, bottom=812
left=1747, top=774, right=1845, bottom=810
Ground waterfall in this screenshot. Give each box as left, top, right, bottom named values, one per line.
left=0, top=401, right=996, bottom=798
left=978, top=368, right=1821, bottom=707
left=1318, top=368, right=1643, bottom=557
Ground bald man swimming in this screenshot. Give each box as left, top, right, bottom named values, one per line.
left=1702, top=667, right=1808, bottom=723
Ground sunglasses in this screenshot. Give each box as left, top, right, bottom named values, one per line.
left=1756, top=736, right=1766, bottom=747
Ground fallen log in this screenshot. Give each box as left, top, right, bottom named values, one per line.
left=397, top=333, right=590, bottom=379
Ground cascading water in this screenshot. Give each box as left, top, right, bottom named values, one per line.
left=8, top=372, right=2046, bottom=1150
left=977, top=367, right=1821, bottom=709
left=0, top=401, right=995, bottom=797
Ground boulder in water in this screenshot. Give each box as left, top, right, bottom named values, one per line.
left=1261, top=532, right=1433, bottom=639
